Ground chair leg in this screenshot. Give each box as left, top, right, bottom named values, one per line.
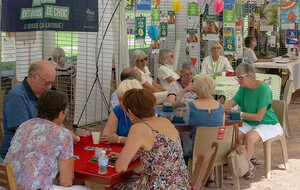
left=285, top=110, right=291, bottom=138
left=263, top=141, right=272, bottom=180
left=215, top=165, right=223, bottom=188
left=232, top=175, right=240, bottom=190
left=279, top=137, right=289, bottom=170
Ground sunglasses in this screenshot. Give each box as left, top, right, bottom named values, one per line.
left=138, top=57, right=147, bottom=63
left=235, top=74, right=248, bottom=80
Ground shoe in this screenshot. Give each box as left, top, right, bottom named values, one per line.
left=205, top=179, right=216, bottom=188
left=244, top=165, right=256, bottom=180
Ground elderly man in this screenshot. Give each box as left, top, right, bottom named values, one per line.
left=167, top=61, right=197, bottom=108
left=0, top=60, right=56, bottom=161
left=110, top=67, right=141, bottom=111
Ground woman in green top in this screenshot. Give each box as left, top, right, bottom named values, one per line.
left=224, top=63, right=283, bottom=179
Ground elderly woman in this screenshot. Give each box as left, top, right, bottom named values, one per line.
left=4, top=91, right=89, bottom=190
left=109, top=89, right=192, bottom=189
left=102, top=79, right=143, bottom=144
left=201, top=41, right=234, bottom=75
left=167, top=61, right=197, bottom=108
left=157, top=49, right=180, bottom=90
left=224, top=63, right=283, bottom=179
left=244, top=36, right=274, bottom=64
left=132, top=50, right=167, bottom=104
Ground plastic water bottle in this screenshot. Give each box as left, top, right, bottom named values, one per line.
left=98, top=150, right=108, bottom=174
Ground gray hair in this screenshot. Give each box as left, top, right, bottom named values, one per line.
left=235, top=63, right=255, bottom=79
left=158, top=49, right=173, bottom=64
left=116, top=79, right=143, bottom=98
left=181, top=61, right=194, bottom=71
left=132, top=50, right=147, bottom=66
left=52, top=47, right=65, bottom=63
left=120, top=67, right=139, bottom=81
left=193, top=74, right=216, bottom=98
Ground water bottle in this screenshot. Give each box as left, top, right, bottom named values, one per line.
left=98, top=150, right=108, bottom=174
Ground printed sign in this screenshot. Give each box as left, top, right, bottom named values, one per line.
left=135, top=17, right=146, bottom=41
left=160, top=22, right=168, bottom=39
left=1, top=0, right=98, bottom=32
left=136, top=0, right=151, bottom=12
left=286, top=29, right=299, bottom=45
left=152, top=7, right=160, bottom=23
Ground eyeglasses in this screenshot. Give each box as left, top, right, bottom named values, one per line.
left=138, top=57, right=147, bottom=63
left=182, top=72, right=194, bottom=77
left=235, top=74, right=248, bottom=80
left=37, top=73, right=56, bottom=87
left=211, top=47, right=221, bottom=50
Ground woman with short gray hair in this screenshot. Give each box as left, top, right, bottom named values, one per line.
left=224, top=63, right=282, bottom=180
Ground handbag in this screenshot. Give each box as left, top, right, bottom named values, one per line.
left=227, top=125, right=250, bottom=177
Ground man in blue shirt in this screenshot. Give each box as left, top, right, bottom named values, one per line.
left=0, top=59, right=56, bottom=161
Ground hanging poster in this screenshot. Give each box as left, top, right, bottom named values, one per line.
left=223, top=8, right=235, bottom=27
left=1, top=0, right=98, bottom=32
left=286, top=29, right=299, bottom=45
left=223, top=27, right=235, bottom=53
left=188, top=2, right=199, bottom=19
left=2, top=37, right=16, bottom=62
left=187, top=29, right=198, bottom=44
left=235, top=30, right=243, bottom=59
left=259, top=4, right=278, bottom=31
left=126, top=0, right=134, bottom=11
left=136, top=0, right=151, bottom=12
left=126, top=18, right=135, bottom=35
left=235, top=1, right=243, bottom=30
left=160, top=22, right=168, bottom=40
left=281, top=2, right=299, bottom=30
left=202, top=15, right=219, bottom=40
left=168, top=11, right=175, bottom=25
left=224, top=0, right=235, bottom=9
left=135, top=17, right=146, bottom=42
left=152, top=7, right=160, bottom=23
left=151, top=40, right=160, bottom=54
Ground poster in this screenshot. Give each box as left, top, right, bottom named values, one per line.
left=286, top=29, right=299, bottom=45
left=188, top=2, right=199, bottom=19
left=160, top=22, right=168, bottom=40
left=235, top=30, right=243, bottom=58
left=281, top=2, right=299, bottom=30
left=187, top=29, right=198, bottom=44
left=126, top=0, right=134, bottom=11
left=224, top=0, right=235, bottom=9
left=202, top=15, right=219, bottom=40
left=223, top=9, right=235, bottom=27
left=1, top=0, right=98, bottom=32
left=151, top=40, right=160, bottom=54
left=2, top=37, right=16, bottom=62
left=152, top=7, right=160, bottom=23
left=223, top=27, right=235, bottom=53
left=259, top=4, right=278, bottom=31
left=135, top=17, right=146, bottom=42
left=235, top=1, right=243, bottom=30
left=126, top=18, right=135, bottom=35
left=168, top=11, right=175, bottom=25
left=136, top=0, right=151, bottom=12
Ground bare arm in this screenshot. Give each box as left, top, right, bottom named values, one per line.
left=165, top=76, right=176, bottom=84
left=58, top=157, right=74, bottom=187
left=256, top=59, right=274, bottom=63
left=242, top=107, right=267, bottom=122
left=223, top=99, right=237, bottom=114
left=102, top=112, right=127, bottom=144
left=152, top=80, right=166, bottom=91
left=142, top=81, right=162, bottom=92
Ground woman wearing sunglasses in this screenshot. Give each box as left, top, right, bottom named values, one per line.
left=224, top=64, right=283, bottom=180
left=157, top=49, right=180, bottom=91
left=132, top=50, right=167, bottom=104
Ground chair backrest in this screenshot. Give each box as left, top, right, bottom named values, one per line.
left=192, top=125, right=234, bottom=172
left=0, top=163, right=17, bottom=190
left=192, top=142, right=218, bottom=190
left=272, top=100, right=286, bottom=131
left=282, top=80, right=294, bottom=107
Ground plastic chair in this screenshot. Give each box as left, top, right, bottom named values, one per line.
left=191, top=142, right=218, bottom=190
left=0, top=163, right=17, bottom=190
left=263, top=100, right=288, bottom=180
left=281, top=80, right=294, bottom=137
left=191, top=125, right=239, bottom=189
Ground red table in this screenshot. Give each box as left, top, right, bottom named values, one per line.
left=74, top=138, right=141, bottom=190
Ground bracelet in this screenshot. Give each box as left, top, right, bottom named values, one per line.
left=240, top=112, right=243, bottom=119
left=117, top=136, right=121, bottom=143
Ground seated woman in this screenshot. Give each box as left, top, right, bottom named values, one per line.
left=200, top=41, right=234, bottom=75
left=102, top=79, right=143, bottom=144
left=132, top=50, right=167, bottom=104
left=109, top=89, right=192, bottom=189
left=167, top=61, right=197, bottom=109
left=244, top=36, right=273, bottom=64
left=157, top=49, right=180, bottom=91
left=224, top=63, right=283, bottom=179
left=4, top=91, right=89, bottom=190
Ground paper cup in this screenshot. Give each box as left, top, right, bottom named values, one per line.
left=92, top=132, right=100, bottom=144
left=222, top=72, right=226, bottom=77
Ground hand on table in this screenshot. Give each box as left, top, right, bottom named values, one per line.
left=101, top=133, right=119, bottom=144
left=108, top=152, right=120, bottom=159
left=68, top=129, right=80, bottom=144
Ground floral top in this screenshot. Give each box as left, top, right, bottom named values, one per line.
left=113, top=122, right=192, bottom=190
left=4, top=118, right=73, bottom=190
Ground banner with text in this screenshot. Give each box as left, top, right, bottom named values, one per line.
left=1, top=0, right=98, bottom=32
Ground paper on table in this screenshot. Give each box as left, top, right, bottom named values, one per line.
left=273, top=58, right=290, bottom=63
left=217, top=79, right=239, bottom=86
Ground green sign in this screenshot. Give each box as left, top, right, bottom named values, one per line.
left=20, top=7, right=44, bottom=20
left=152, top=8, right=160, bottom=22
left=45, top=5, right=69, bottom=20
left=160, top=22, right=168, bottom=38
left=135, top=17, right=146, bottom=40
left=188, top=2, right=199, bottom=17
left=223, top=9, right=235, bottom=25
left=203, top=15, right=218, bottom=22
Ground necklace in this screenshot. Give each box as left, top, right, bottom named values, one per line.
left=210, top=56, right=221, bottom=74
left=162, top=63, right=180, bottom=77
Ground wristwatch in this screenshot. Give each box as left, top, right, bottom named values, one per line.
left=117, top=136, right=121, bottom=143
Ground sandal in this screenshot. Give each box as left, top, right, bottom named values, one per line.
left=223, top=173, right=233, bottom=180
left=205, top=179, right=216, bottom=188
left=250, top=157, right=260, bottom=165
left=244, top=165, right=256, bottom=180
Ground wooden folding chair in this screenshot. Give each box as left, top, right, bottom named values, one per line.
left=192, top=142, right=218, bottom=190
left=0, top=163, right=17, bottom=190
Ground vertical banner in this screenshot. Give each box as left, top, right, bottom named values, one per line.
left=224, top=0, right=235, bottom=9
left=223, top=8, right=235, bottom=27
left=136, top=0, right=151, bottom=12
left=188, top=2, right=199, bottom=19
left=286, top=29, right=299, bottom=45
left=135, top=17, right=146, bottom=43
left=223, top=27, right=235, bottom=53
left=202, top=15, right=219, bottom=40
left=235, top=1, right=243, bottom=30
left=160, top=22, right=168, bottom=40
left=168, top=10, right=175, bottom=26
left=126, top=0, right=134, bottom=11
left=187, top=29, right=198, bottom=46
left=152, top=7, right=160, bottom=23
left=235, top=30, right=243, bottom=59
left=281, top=2, right=299, bottom=30
left=2, top=37, right=16, bottom=62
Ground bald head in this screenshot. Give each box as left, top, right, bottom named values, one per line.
left=29, top=59, right=56, bottom=77
left=120, top=67, right=140, bottom=81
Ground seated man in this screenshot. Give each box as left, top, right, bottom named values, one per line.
left=110, top=67, right=141, bottom=111
left=167, top=61, right=197, bottom=109
left=0, top=60, right=56, bottom=162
